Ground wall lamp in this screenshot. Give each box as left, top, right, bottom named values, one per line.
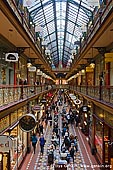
left=90, top=60, right=95, bottom=68
left=27, top=59, right=32, bottom=68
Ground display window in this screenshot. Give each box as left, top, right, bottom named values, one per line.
left=95, top=120, right=103, bottom=161
left=0, top=106, right=28, bottom=169
left=16, top=56, right=27, bottom=85
left=110, top=129, right=113, bottom=168
left=4, top=125, right=27, bottom=170
left=104, top=111, right=113, bottom=127
left=18, top=106, right=27, bottom=118
left=0, top=116, right=9, bottom=133
left=104, top=126, right=109, bottom=163
left=11, top=111, right=18, bottom=124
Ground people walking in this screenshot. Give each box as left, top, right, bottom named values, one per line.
left=39, top=122, right=44, bottom=135
left=39, top=134, right=45, bottom=155
left=70, top=145, right=75, bottom=162
left=31, top=133, right=38, bottom=154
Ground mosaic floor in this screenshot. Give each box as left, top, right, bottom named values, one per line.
left=25, top=120, right=86, bottom=170
left=22, top=103, right=100, bottom=170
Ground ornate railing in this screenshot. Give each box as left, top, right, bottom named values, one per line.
left=0, top=84, right=113, bottom=109
left=69, top=85, right=113, bottom=104
left=0, top=85, right=48, bottom=108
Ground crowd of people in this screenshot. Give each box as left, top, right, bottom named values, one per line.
left=31, top=92, right=79, bottom=166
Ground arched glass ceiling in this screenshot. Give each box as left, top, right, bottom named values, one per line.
left=28, top=0, right=95, bottom=68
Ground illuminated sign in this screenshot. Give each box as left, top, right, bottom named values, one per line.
left=5, top=53, right=18, bottom=62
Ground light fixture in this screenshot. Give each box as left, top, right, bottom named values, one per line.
left=90, top=61, right=95, bottom=68
left=85, top=113, right=87, bottom=118
left=37, top=69, right=40, bottom=72
left=90, top=47, right=95, bottom=68
left=27, top=59, right=32, bottom=68
left=81, top=69, right=85, bottom=74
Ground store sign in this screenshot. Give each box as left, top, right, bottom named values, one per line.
left=81, top=106, right=90, bottom=112
left=28, top=66, right=36, bottom=72
left=86, top=66, right=94, bottom=72
left=19, top=114, right=36, bottom=132
left=41, top=99, right=46, bottom=104
left=32, top=105, right=41, bottom=111
left=0, top=135, right=12, bottom=152
left=5, top=53, right=18, bottom=62
left=105, top=53, right=113, bottom=62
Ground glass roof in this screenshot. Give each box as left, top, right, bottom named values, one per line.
left=28, top=0, right=95, bottom=69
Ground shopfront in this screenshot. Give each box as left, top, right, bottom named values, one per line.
left=93, top=106, right=113, bottom=167
left=0, top=106, right=28, bottom=170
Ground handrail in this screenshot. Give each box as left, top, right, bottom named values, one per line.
left=0, top=84, right=113, bottom=109
left=0, top=84, right=51, bottom=108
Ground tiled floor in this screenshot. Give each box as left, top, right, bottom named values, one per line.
left=19, top=103, right=100, bottom=170
left=20, top=124, right=100, bottom=170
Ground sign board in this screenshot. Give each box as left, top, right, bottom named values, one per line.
left=0, top=135, right=13, bottom=152
left=86, top=66, right=94, bottom=72
left=41, top=99, right=46, bottom=104
left=32, top=105, right=41, bottom=111
left=105, top=57, right=113, bottom=62
left=28, top=66, right=36, bottom=72
left=80, top=106, right=90, bottom=112
left=105, top=53, right=113, bottom=62
left=19, top=114, right=36, bottom=132
left=5, top=53, right=18, bottom=62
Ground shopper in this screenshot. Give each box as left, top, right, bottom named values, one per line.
left=31, top=133, right=38, bottom=154
left=39, top=122, right=43, bottom=135
left=39, top=134, right=45, bottom=155
left=70, top=145, right=75, bottom=162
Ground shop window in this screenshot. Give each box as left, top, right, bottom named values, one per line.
left=4, top=125, right=27, bottom=169
left=95, top=120, right=103, bottom=160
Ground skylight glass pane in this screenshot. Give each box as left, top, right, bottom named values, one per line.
left=42, top=0, right=50, bottom=5
left=27, top=0, right=95, bottom=68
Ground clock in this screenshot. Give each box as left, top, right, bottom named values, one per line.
left=19, top=114, right=36, bottom=132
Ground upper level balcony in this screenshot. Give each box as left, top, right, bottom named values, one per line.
left=0, top=84, right=113, bottom=111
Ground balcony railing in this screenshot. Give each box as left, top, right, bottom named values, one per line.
left=0, top=85, right=48, bottom=109
left=0, top=84, right=113, bottom=110
left=70, top=85, right=113, bottom=104
left=51, top=84, right=113, bottom=105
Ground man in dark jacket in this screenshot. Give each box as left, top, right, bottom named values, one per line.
left=39, top=134, right=45, bottom=155
left=70, top=145, right=75, bottom=162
